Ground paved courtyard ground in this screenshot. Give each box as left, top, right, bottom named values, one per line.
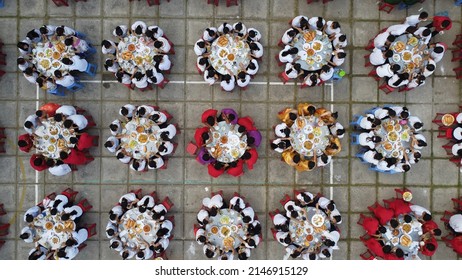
left=0, top=0, right=461, bottom=260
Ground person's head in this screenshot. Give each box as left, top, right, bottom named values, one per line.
left=27, top=30, right=40, bottom=40
left=152, top=212, right=162, bottom=220
left=57, top=251, right=66, bottom=258
left=209, top=207, right=218, bottom=217
left=205, top=248, right=215, bottom=258
left=391, top=64, right=401, bottom=72
left=20, top=232, right=30, bottom=240
left=61, top=213, right=71, bottom=221
left=300, top=18, right=309, bottom=29
left=425, top=243, right=436, bottom=251
left=122, top=251, right=129, bottom=259
left=316, top=18, right=324, bottom=29
left=338, top=34, right=347, bottom=42
left=426, top=64, right=435, bottom=72
left=333, top=215, right=341, bottom=223
left=434, top=46, right=444, bottom=54
left=242, top=215, right=251, bottom=223
left=371, top=136, right=382, bottom=143
left=292, top=154, right=301, bottom=164
left=433, top=228, right=442, bottom=236
left=59, top=151, right=68, bottom=160
left=386, top=35, right=396, bottom=43
left=395, top=248, right=404, bottom=258
left=39, top=26, right=48, bottom=35
left=55, top=26, right=65, bottom=36
left=419, top=12, right=428, bottom=20
left=382, top=245, right=392, bottom=254
left=54, top=70, right=62, bottom=79
left=222, top=23, right=230, bottom=34
left=64, top=37, right=73, bottom=46
left=321, top=249, right=331, bottom=258
left=24, top=67, right=33, bottom=76
left=132, top=160, right=140, bottom=170
left=422, top=212, right=432, bottom=221
left=321, top=65, right=330, bottom=73
left=17, top=57, right=27, bottom=66
left=238, top=125, right=246, bottom=134
left=104, top=141, right=114, bottom=148
left=310, top=74, right=318, bottom=83
left=66, top=239, right=77, bottom=247
left=248, top=30, right=256, bottom=38
left=249, top=42, right=260, bottom=51
left=154, top=40, right=163, bottom=49
left=417, top=140, right=427, bottom=147
left=378, top=226, right=387, bottom=234
left=413, top=122, right=423, bottom=130
left=332, top=21, right=340, bottom=29
left=384, top=50, right=394, bottom=58
left=321, top=153, right=329, bottom=163
left=287, top=29, right=296, bottom=37
left=63, top=119, right=74, bottom=129
left=115, top=26, right=124, bottom=37
left=405, top=26, right=417, bottom=34
left=337, top=52, right=347, bottom=59
left=206, top=116, right=216, bottom=127
left=134, top=71, right=143, bottom=80
left=17, top=41, right=30, bottom=51
left=207, top=28, right=216, bottom=37
left=46, top=159, right=55, bottom=167
left=402, top=164, right=410, bottom=172
left=197, top=235, right=206, bottom=243
left=18, top=140, right=28, bottom=148
left=327, top=201, right=335, bottom=211
left=291, top=250, right=301, bottom=258
left=390, top=219, right=399, bottom=228
left=422, top=28, right=431, bottom=37
left=308, top=160, right=316, bottom=169
left=442, top=20, right=451, bottom=28
left=404, top=214, right=412, bottom=223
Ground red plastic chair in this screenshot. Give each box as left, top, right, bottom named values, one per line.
left=61, top=188, right=79, bottom=202
left=157, top=78, right=169, bottom=89
left=232, top=192, right=245, bottom=199
left=365, top=38, right=375, bottom=50
left=364, top=54, right=372, bottom=67
left=161, top=197, right=174, bottom=211
left=367, top=201, right=381, bottom=213
left=268, top=209, right=281, bottom=220
left=368, top=68, right=380, bottom=81
left=307, top=0, right=317, bottom=3
left=450, top=157, right=462, bottom=167
left=131, top=188, right=143, bottom=199
left=193, top=224, right=201, bottom=237
left=378, top=1, right=395, bottom=13
left=442, top=143, right=454, bottom=156
left=453, top=67, right=462, bottom=79
left=452, top=197, right=462, bottom=210
left=211, top=190, right=223, bottom=197
left=360, top=250, right=375, bottom=260
left=441, top=210, right=453, bottom=223
left=226, top=0, right=238, bottom=7
left=278, top=72, right=290, bottom=84
left=359, top=233, right=371, bottom=244
left=437, top=127, right=452, bottom=139
left=357, top=213, right=367, bottom=226
left=85, top=223, right=97, bottom=238
left=453, top=34, right=462, bottom=48
left=442, top=234, right=454, bottom=247
left=149, top=191, right=159, bottom=204
left=52, top=0, right=69, bottom=6
left=379, top=83, right=395, bottom=94
left=76, top=199, right=92, bottom=213
left=271, top=228, right=278, bottom=241
left=0, top=223, right=10, bottom=237
left=279, top=194, right=292, bottom=207
left=452, top=49, right=462, bottom=62
left=0, top=203, right=6, bottom=216
left=0, top=53, right=6, bottom=66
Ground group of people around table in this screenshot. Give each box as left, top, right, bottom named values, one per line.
left=18, top=103, right=97, bottom=176
left=271, top=191, right=341, bottom=260
left=106, top=104, right=177, bottom=172
left=352, top=106, right=426, bottom=174
left=193, top=108, right=261, bottom=177
left=195, top=192, right=261, bottom=260
left=21, top=189, right=93, bottom=260
left=369, top=12, right=449, bottom=90
left=272, top=103, right=344, bottom=171
left=103, top=21, right=172, bottom=90
left=106, top=190, right=173, bottom=260
left=361, top=190, right=441, bottom=260
left=432, top=110, right=462, bottom=170
left=195, top=22, right=263, bottom=92
left=278, top=15, right=347, bottom=87
left=17, top=25, right=95, bottom=95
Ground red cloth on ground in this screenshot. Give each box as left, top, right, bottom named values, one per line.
left=237, top=117, right=256, bottom=131
left=194, top=127, right=210, bottom=146
left=63, top=150, right=93, bottom=165
left=244, top=148, right=258, bottom=170
left=201, top=109, right=218, bottom=124
left=39, top=103, right=61, bottom=117
left=30, top=154, right=48, bottom=171
left=433, top=16, right=452, bottom=31
left=227, top=160, right=244, bottom=177
left=386, top=199, right=412, bottom=217
left=364, top=238, right=385, bottom=258
left=362, top=216, right=380, bottom=236
left=420, top=237, right=438, bottom=257
left=422, top=220, right=439, bottom=234
left=450, top=236, right=462, bottom=255
left=207, top=163, right=224, bottom=178
left=18, top=134, right=33, bottom=153
left=371, top=204, right=394, bottom=225
left=77, top=133, right=96, bottom=150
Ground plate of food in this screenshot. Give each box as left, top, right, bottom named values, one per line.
left=407, top=36, right=419, bottom=47
left=400, top=234, right=412, bottom=247
left=442, top=114, right=455, bottom=127
left=40, top=59, right=51, bottom=70
left=311, top=214, right=325, bottom=228
left=402, top=51, right=412, bottom=62
left=312, top=41, right=323, bottom=51
left=402, top=191, right=413, bottom=202
left=217, top=36, right=229, bottom=48
left=392, top=54, right=401, bottom=63
left=393, top=41, right=406, bottom=53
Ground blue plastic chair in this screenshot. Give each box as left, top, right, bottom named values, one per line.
left=365, top=107, right=378, bottom=114
left=0, top=0, right=4, bottom=8
left=48, top=86, right=66, bottom=96
left=350, top=114, right=364, bottom=127
left=369, top=165, right=399, bottom=174
left=355, top=152, right=366, bottom=163
left=66, top=82, right=84, bottom=92
left=75, top=31, right=86, bottom=39
left=351, top=133, right=360, bottom=145
left=456, top=0, right=462, bottom=6
left=84, top=63, right=97, bottom=77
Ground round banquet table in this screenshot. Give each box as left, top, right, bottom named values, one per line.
left=289, top=206, right=331, bottom=252
left=205, top=121, right=248, bottom=163
left=119, top=117, right=162, bottom=160
left=373, top=118, right=411, bottom=159
left=34, top=208, right=76, bottom=250
left=209, top=34, right=251, bottom=76
left=389, top=34, right=430, bottom=75
left=34, top=119, right=77, bottom=159
left=289, top=116, right=330, bottom=157
left=117, top=35, right=159, bottom=75
left=292, top=30, right=333, bottom=72
left=31, top=41, right=74, bottom=78
left=382, top=214, right=422, bottom=256
left=205, top=208, right=248, bottom=250
left=118, top=208, right=162, bottom=246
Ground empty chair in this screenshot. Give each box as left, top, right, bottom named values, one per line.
left=84, top=63, right=98, bottom=77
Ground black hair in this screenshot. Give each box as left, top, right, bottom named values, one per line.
left=434, top=46, right=444, bottom=54
left=442, top=20, right=451, bottom=28
left=104, top=141, right=113, bottom=148
left=115, top=26, right=124, bottom=37
left=433, top=228, right=442, bottom=236
left=378, top=226, right=387, bottom=234
left=426, top=243, right=436, bottom=251
left=110, top=241, right=120, bottom=249
left=106, top=228, right=115, bottom=236
left=24, top=68, right=33, bottom=76
left=63, top=119, right=74, bottom=128
left=426, top=64, right=435, bottom=72
left=422, top=29, right=431, bottom=37
left=59, top=151, right=68, bottom=160
left=20, top=232, right=30, bottom=239
left=338, top=35, right=346, bottom=42
left=55, top=26, right=65, bottom=36
left=205, top=249, right=215, bottom=258
left=54, top=70, right=62, bottom=78
left=46, top=159, right=55, bottom=167
left=385, top=50, right=394, bottom=58
left=69, top=137, right=78, bottom=144
left=391, top=64, right=401, bottom=72
left=33, top=158, right=43, bottom=167
left=154, top=40, right=163, bottom=49
left=18, top=140, right=28, bottom=147
left=122, top=251, right=129, bottom=259
left=395, top=248, right=404, bottom=258
left=387, top=35, right=396, bottom=42
left=382, top=245, right=392, bottom=254
left=238, top=126, right=246, bottom=134
left=404, top=215, right=412, bottom=223
left=198, top=235, right=206, bottom=243
left=61, top=213, right=71, bottom=221
left=17, top=57, right=26, bottom=65
left=120, top=107, right=129, bottom=116
left=64, top=38, right=73, bottom=46
left=135, top=25, right=143, bottom=35
left=17, top=42, right=30, bottom=51
left=419, top=12, right=428, bottom=19
left=57, top=251, right=66, bottom=258
left=337, top=52, right=347, bottom=59
left=422, top=212, right=432, bottom=221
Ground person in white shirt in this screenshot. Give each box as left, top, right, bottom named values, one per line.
left=412, top=133, right=427, bottom=149
left=23, top=68, right=38, bottom=84
left=132, top=72, right=148, bottom=89
left=358, top=114, right=377, bottom=130
left=236, top=71, right=251, bottom=88
left=275, top=122, right=290, bottom=138
left=332, top=33, right=347, bottom=49
left=116, top=150, right=131, bottom=164
left=359, top=131, right=377, bottom=149
left=156, top=54, right=171, bottom=71
left=241, top=207, right=255, bottom=223
left=409, top=204, right=431, bottom=217
left=220, top=75, right=236, bottom=92
left=451, top=143, right=462, bottom=157
left=329, top=122, right=345, bottom=138
left=284, top=62, right=302, bottom=79
left=271, top=139, right=288, bottom=153
left=230, top=196, right=246, bottom=212
left=104, top=136, right=119, bottom=153
left=17, top=57, right=29, bottom=72
left=387, top=23, right=410, bottom=36
left=17, top=40, right=31, bottom=56
left=50, top=194, right=69, bottom=214
left=325, top=21, right=341, bottom=35
left=39, top=25, right=57, bottom=37
left=202, top=194, right=223, bottom=209
left=249, top=42, right=263, bottom=58
left=104, top=59, right=119, bottom=73
left=48, top=164, right=72, bottom=176
left=422, top=61, right=435, bottom=77
left=26, top=29, right=42, bottom=43
left=24, top=114, right=39, bottom=134
left=147, top=25, right=164, bottom=39
left=148, top=156, right=164, bottom=170
left=110, top=119, right=122, bottom=136
left=376, top=63, right=400, bottom=78
left=408, top=116, right=423, bottom=131
left=119, top=104, right=136, bottom=119
left=115, top=71, right=132, bottom=87
left=281, top=28, right=298, bottom=45
left=204, top=68, right=218, bottom=85
left=56, top=105, right=76, bottom=116
left=56, top=246, right=79, bottom=260
left=309, top=16, right=325, bottom=30
left=233, top=22, right=247, bottom=37
left=291, top=15, right=309, bottom=29
left=320, top=65, right=334, bottom=81
left=387, top=72, right=410, bottom=88
left=430, top=45, right=445, bottom=63
left=414, top=27, right=432, bottom=45
left=69, top=228, right=88, bottom=247
left=217, top=22, right=233, bottom=34
left=331, top=50, right=346, bottom=66
left=66, top=114, right=88, bottom=130
left=404, top=12, right=428, bottom=26
left=278, top=45, right=296, bottom=63
left=120, top=248, right=136, bottom=260
left=136, top=105, right=155, bottom=118
left=373, top=31, right=390, bottom=50
left=101, top=39, right=117, bottom=55
left=203, top=27, right=218, bottom=42
left=24, top=205, right=42, bottom=223
left=131, top=21, right=147, bottom=35
left=113, top=25, right=128, bottom=38
left=370, top=48, right=392, bottom=66
left=20, top=227, right=36, bottom=243
left=362, top=149, right=381, bottom=165
left=62, top=56, right=89, bottom=72
left=55, top=26, right=76, bottom=37
left=146, top=69, right=165, bottom=86
left=449, top=214, right=462, bottom=233
left=28, top=246, right=48, bottom=260
left=247, top=28, right=261, bottom=42
left=197, top=209, right=209, bottom=225
left=130, top=159, right=146, bottom=172
left=154, top=37, right=171, bottom=53
left=54, top=71, right=75, bottom=88
left=272, top=213, right=288, bottom=230
left=62, top=205, right=83, bottom=221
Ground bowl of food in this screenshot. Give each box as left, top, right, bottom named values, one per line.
left=407, top=36, right=419, bottom=47
left=220, top=226, right=231, bottom=237
left=52, top=51, right=61, bottom=60
left=313, top=41, right=322, bottom=51
left=210, top=226, right=219, bottom=234
left=311, top=214, right=325, bottom=227
left=402, top=51, right=412, bottom=62
left=227, top=53, right=235, bottom=61
left=45, top=221, right=53, bottom=230
left=220, top=135, right=228, bottom=144
left=402, top=191, right=413, bottom=202
left=400, top=234, right=412, bottom=247
left=230, top=149, right=240, bottom=159
left=223, top=236, right=234, bottom=248
left=402, top=223, right=412, bottom=234
left=220, top=215, right=230, bottom=225
left=393, top=41, right=405, bottom=53
left=308, top=133, right=314, bottom=140
left=143, top=224, right=151, bottom=233
left=442, top=114, right=455, bottom=127
left=307, top=49, right=315, bottom=56
left=217, top=36, right=229, bottom=47
left=219, top=49, right=228, bottom=58
left=304, top=141, right=313, bottom=150
left=40, top=59, right=51, bottom=69
left=306, top=234, right=314, bottom=242
left=128, top=44, right=136, bottom=52
left=388, top=131, right=398, bottom=142
left=392, top=229, right=399, bottom=236
left=47, top=145, right=56, bottom=152
left=138, top=133, right=148, bottom=144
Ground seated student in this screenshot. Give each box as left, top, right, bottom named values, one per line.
left=358, top=131, right=379, bottom=150
left=101, top=40, right=117, bottom=55
left=194, top=39, right=208, bottom=56
left=203, top=27, right=218, bottom=42
left=220, top=74, right=235, bottom=92
left=246, top=28, right=261, bottom=42
left=203, top=244, right=218, bottom=259
left=331, top=50, right=346, bottom=67
left=404, top=12, right=429, bottom=26
left=420, top=237, right=438, bottom=257
left=204, top=68, right=219, bottom=85
left=229, top=195, right=245, bottom=212
left=20, top=227, right=37, bottom=243
left=249, top=42, right=263, bottom=58
left=387, top=23, right=410, bottom=36
left=152, top=203, right=167, bottom=221
left=196, top=56, right=210, bottom=73
left=61, top=205, right=83, bottom=221
left=332, top=33, right=347, bottom=49
left=291, top=15, right=309, bottom=29
left=137, top=195, right=155, bottom=212
left=246, top=60, right=260, bottom=77
left=104, top=59, right=119, bottom=73
left=279, top=45, right=298, bottom=64
left=370, top=49, right=393, bottom=66
left=130, top=159, right=146, bottom=172
left=233, top=22, right=247, bottom=37
left=388, top=72, right=410, bottom=88
left=284, top=62, right=303, bottom=79
left=66, top=227, right=89, bottom=248
left=131, top=21, right=147, bottom=35
left=147, top=25, right=164, bottom=39
left=26, top=29, right=42, bottom=43
left=430, top=45, right=445, bottom=63
left=276, top=231, right=292, bottom=246
left=55, top=246, right=79, bottom=260
left=422, top=62, right=435, bottom=78
left=113, top=25, right=128, bottom=38
left=241, top=206, right=255, bottom=224
left=449, top=214, right=462, bottom=234
left=320, top=65, right=334, bottom=81
left=50, top=194, right=69, bottom=214
left=131, top=72, right=148, bottom=89
left=195, top=228, right=207, bottom=245
left=197, top=209, right=210, bottom=225
left=28, top=246, right=48, bottom=260
left=309, top=16, right=326, bottom=30
left=302, top=73, right=321, bottom=87
left=217, top=22, right=233, bottom=34
left=281, top=28, right=299, bottom=45
left=155, top=54, right=171, bottom=72
left=109, top=205, right=123, bottom=223
left=325, top=21, right=341, bottom=35
left=154, top=37, right=171, bottom=54
left=120, top=248, right=136, bottom=260
left=376, top=63, right=400, bottom=78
